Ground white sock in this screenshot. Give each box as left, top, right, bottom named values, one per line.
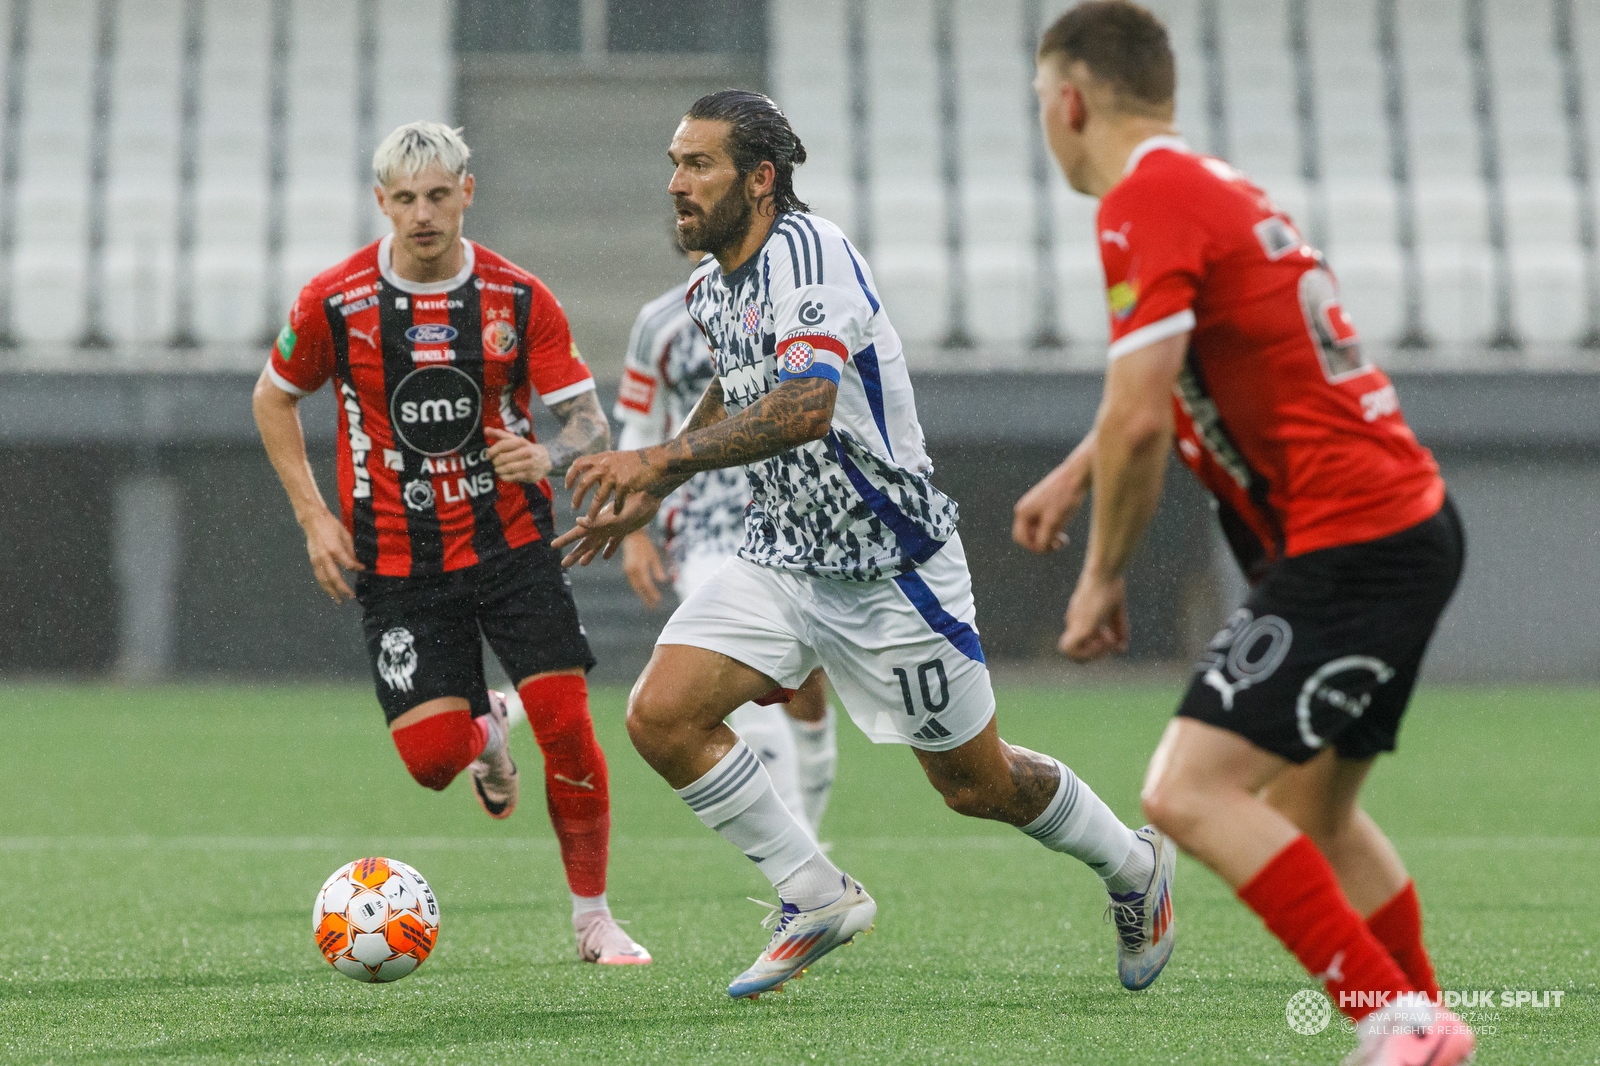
left=571, top=891, right=609, bottom=924
left=788, top=705, right=837, bottom=834
left=1019, top=759, right=1143, bottom=887
left=675, top=740, right=843, bottom=910
left=728, top=704, right=811, bottom=841
left=775, top=852, right=845, bottom=910
left=1102, top=834, right=1156, bottom=896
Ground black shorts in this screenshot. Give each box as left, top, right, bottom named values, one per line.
left=1176, top=496, right=1464, bottom=764
left=356, top=541, right=596, bottom=725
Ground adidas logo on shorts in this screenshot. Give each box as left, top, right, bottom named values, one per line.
left=911, top=718, right=952, bottom=742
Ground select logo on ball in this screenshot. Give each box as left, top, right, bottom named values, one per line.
left=390, top=365, right=482, bottom=457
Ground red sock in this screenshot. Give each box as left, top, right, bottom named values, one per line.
left=391, top=709, right=488, bottom=791
left=1367, top=880, right=1439, bottom=998
left=521, top=675, right=610, bottom=898
left=1238, top=835, right=1415, bottom=1021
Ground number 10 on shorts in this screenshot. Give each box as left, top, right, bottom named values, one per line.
left=893, top=660, right=951, bottom=715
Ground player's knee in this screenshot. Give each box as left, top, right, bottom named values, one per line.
left=1140, top=777, right=1202, bottom=846
left=391, top=709, right=477, bottom=792
left=625, top=682, right=684, bottom=758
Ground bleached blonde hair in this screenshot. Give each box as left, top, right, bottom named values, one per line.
left=372, top=121, right=471, bottom=187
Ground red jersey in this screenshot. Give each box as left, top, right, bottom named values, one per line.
left=267, top=236, right=595, bottom=578
left=1098, top=137, right=1445, bottom=580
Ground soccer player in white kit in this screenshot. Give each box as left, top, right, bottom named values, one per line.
left=556, top=90, right=1177, bottom=999
left=614, top=261, right=838, bottom=839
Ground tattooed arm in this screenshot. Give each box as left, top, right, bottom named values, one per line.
left=551, top=377, right=837, bottom=565
left=577, top=376, right=832, bottom=514
left=639, top=376, right=830, bottom=497
left=485, top=389, right=611, bottom=484
left=542, top=390, right=612, bottom=475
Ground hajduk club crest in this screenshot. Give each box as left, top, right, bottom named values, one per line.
left=741, top=305, right=761, bottom=337
left=782, top=341, right=816, bottom=373
left=482, top=319, right=517, bottom=357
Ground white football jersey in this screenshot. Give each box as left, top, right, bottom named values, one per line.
left=685, top=212, right=958, bottom=582
left=614, top=282, right=749, bottom=565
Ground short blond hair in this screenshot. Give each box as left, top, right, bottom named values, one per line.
left=372, top=121, right=471, bottom=187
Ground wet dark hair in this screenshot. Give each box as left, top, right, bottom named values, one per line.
left=685, top=89, right=810, bottom=215
left=1038, top=1, right=1175, bottom=115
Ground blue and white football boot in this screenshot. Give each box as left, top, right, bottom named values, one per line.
left=1105, top=825, right=1177, bottom=990
left=728, top=876, right=876, bottom=999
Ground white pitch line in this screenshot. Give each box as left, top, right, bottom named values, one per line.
left=0, top=835, right=1593, bottom=852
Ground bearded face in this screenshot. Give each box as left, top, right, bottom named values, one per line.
left=675, top=177, right=753, bottom=258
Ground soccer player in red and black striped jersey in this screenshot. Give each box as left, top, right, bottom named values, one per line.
left=253, top=121, right=648, bottom=965
left=1017, top=5, right=1472, bottom=1062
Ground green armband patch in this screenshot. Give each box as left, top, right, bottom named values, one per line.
left=276, top=321, right=297, bottom=362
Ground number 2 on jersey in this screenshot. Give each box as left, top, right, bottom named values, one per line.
left=893, top=660, right=950, bottom=715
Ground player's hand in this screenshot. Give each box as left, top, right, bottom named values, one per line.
left=553, top=492, right=663, bottom=568
left=1013, top=449, right=1092, bottom=554
left=566, top=448, right=654, bottom=521
left=485, top=426, right=552, bottom=484
left=301, top=506, right=363, bottom=603
left=1059, top=571, right=1130, bottom=661
left=621, top=530, right=669, bottom=609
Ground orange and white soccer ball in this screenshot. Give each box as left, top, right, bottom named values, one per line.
left=313, top=857, right=439, bottom=983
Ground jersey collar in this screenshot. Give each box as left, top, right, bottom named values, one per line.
left=1123, top=134, right=1192, bottom=175
left=377, top=233, right=476, bottom=294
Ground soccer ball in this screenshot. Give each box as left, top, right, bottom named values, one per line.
left=313, top=857, right=439, bottom=983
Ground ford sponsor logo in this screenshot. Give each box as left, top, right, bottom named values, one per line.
left=405, top=323, right=459, bottom=344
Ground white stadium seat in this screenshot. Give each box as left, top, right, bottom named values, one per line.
left=1219, top=0, right=1303, bottom=186
left=102, top=0, right=185, bottom=343
left=285, top=0, right=361, bottom=293
left=1052, top=188, right=1110, bottom=347
left=1326, top=242, right=1406, bottom=346
left=193, top=3, right=272, bottom=343
left=1141, top=0, right=1208, bottom=154
left=1577, top=1, right=1600, bottom=182
left=0, top=0, right=1593, bottom=360
left=1419, top=242, right=1495, bottom=346
left=12, top=0, right=97, bottom=342
left=770, top=0, right=850, bottom=235
left=1512, top=241, right=1587, bottom=345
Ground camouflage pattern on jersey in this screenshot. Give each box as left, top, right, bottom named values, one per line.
left=686, top=223, right=959, bottom=582
left=649, top=315, right=749, bottom=564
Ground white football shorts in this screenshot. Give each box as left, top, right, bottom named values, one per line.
left=673, top=547, right=809, bottom=829
left=657, top=533, right=995, bottom=752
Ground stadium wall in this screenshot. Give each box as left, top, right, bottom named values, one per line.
left=2, top=367, right=1594, bottom=686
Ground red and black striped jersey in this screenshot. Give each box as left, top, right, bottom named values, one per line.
left=266, top=235, right=595, bottom=578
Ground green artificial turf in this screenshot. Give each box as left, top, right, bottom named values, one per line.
left=0, top=682, right=1594, bottom=1064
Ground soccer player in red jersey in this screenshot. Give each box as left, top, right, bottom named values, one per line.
left=253, top=122, right=648, bottom=965
left=1016, top=5, right=1472, bottom=1062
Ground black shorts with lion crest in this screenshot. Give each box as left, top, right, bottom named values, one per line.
left=1176, top=496, right=1464, bottom=764
left=356, top=541, right=595, bottom=724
